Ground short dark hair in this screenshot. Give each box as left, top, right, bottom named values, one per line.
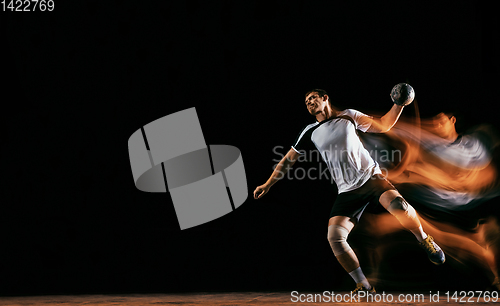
left=433, top=110, right=463, bottom=132
left=305, top=89, right=328, bottom=99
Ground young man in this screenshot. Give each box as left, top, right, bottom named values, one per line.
left=430, top=112, right=460, bottom=142
left=253, top=89, right=445, bottom=292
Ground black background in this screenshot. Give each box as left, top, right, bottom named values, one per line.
left=1, top=0, right=498, bottom=296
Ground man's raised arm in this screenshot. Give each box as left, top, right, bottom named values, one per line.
left=253, top=148, right=300, bottom=199
left=366, top=104, right=405, bottom=133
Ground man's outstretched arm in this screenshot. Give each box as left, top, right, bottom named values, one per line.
left=367, top=104, right=404, bottom=133
left=253, top=148, right=300, bottom=199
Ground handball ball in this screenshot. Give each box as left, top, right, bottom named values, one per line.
left=390, top=83, right=415, bottom=106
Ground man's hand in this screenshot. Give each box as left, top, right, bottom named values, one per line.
left=253, top=148, right=299, bottom=200
left=253, top=184, right=271, bottom=199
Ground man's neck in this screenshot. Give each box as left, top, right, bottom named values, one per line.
left=316, top=107, right=338, bottom=122
left=445, top=131, right=460, bottom=143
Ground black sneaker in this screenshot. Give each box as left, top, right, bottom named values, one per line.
left=419, top=235, right=445, bottom=265
left=351, top=283, right=376, bottom=294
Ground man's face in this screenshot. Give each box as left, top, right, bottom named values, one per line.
left=432, top=113, right=456, bottom=138
left=305, top=92, right=328, bottom=115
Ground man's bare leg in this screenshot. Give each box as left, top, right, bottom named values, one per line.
left=328, top=216, right=373, bottom=290
left=379, top=190, right=426, bottom=240
left=379, top=189, right=445, bottom=265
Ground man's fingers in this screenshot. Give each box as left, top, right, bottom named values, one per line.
left=256, top=190, right=263, bottom=199
left=257, top=189, right=266, bottom=199
left=253, top=186, right=269, bottom=199
left=253, top=187, right=261, bottom=199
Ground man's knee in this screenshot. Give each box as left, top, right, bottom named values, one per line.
left=327, top=224, right=352, bottom=256
left=387, top=196, right=417, bottom=219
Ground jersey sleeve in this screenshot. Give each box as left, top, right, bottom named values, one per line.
left=291, top=123, right=317, bottom=154
left=342, top=109, right=373, bottom=132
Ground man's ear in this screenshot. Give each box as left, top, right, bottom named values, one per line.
left=450, top=116, right=456, bottom=124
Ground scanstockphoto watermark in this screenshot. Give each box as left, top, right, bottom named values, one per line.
left=272, top=145, right=402, bottom=181
left=291, top=291, right=426, bottom=303
left=290, top=290, right=500, bottom=303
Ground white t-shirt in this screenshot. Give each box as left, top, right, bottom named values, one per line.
left=292, top=109, right=382, bottom=193
left=425, top=134, right=491, bottom=170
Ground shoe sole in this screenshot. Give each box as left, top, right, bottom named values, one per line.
left=430, top=257, right=446, bottom=265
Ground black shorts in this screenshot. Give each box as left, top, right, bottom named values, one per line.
left=329, top=174, right=397, bottom=221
